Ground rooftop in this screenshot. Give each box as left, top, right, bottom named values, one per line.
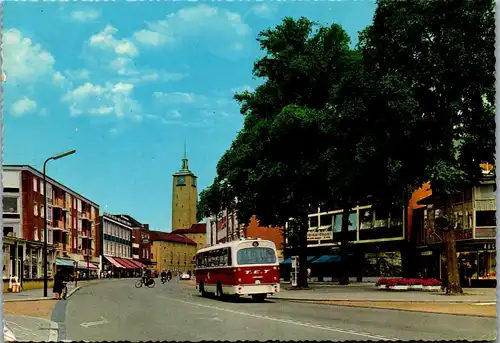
left=172, top=223, right=206, bottom=234
left=150, top=231, right=197, bottom=245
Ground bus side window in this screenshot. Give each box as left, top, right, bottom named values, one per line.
left=221, top=248, right=228, bottom=266
left=227, top=248, right=232, bottom=266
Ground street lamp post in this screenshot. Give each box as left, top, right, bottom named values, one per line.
left=43, top=149, right=76, bottom=297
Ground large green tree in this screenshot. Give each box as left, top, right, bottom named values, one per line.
left=215, top=17, right=359, bottom=287
left=361, top=0, right=495, bottom=293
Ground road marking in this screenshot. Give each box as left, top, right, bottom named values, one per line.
left=79, top=317, right=110, bottom=328
left=473, top=302, right=496, bottom=306
left=159, top=296, right=397, bottom=341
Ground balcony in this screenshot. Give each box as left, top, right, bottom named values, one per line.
left=52, top=220, right=66, bottom=231
left=52, top=198, right=65, bottom=209
left=419, top=228, right=474, bottom=246
left=80, top=211, right=91, bottom=221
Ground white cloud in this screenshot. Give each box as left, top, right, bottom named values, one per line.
left=169, top=109, right=182, bottom=118
left=89, top=25, right=139, bottom=57
left=108, top=127, right=118, bottom=134
left=3, top=29, right=56, bottom=84
left=153, top=91, right=203, bottom=104
left=71, top=9, right=100, bottom=22
left=52, top=71, right=67, bottom=86
left=133, top=29, right=169, bottom=46
left=132, top=5, right=250, bottom=50
left=250, top=4, right=276, bottom=18
left=231, top=85, right=254, bottom=94
left=65, top=69, right=90, bottom=80
left=63, top=81, right=142, bottom=119
left=11, top=97, right=37, bottom=116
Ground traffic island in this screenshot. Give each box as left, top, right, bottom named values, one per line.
left=292, top=300, right=497, bottom=317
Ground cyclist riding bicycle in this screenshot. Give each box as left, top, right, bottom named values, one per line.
left=141, top=268, right=149, bottom=285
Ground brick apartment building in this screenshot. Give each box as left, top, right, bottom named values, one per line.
left=3, top=165, right=100, bottom=282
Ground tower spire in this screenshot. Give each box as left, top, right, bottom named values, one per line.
left=181, top=141, right=189, bottom=171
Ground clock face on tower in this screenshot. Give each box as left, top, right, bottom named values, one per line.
left=177, top=176, right=186, bottom=186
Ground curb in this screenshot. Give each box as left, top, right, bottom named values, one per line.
left=49, top=321, right=59, bottom=341
left=270, top=297, right=496, bottom=304
left=285, top=300, right=497, bottom=318
left=4, top=284, right=86, bottom=303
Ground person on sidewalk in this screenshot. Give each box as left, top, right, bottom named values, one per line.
left=53, top=268, right=65, bottom=300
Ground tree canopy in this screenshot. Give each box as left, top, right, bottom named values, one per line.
left=198, top=1, right=495, bottom=290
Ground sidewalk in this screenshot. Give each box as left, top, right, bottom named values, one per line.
left=270, top=284, right=497, bottom=303
left=4, top=314, right=58, bottom=341
left=3, top=281, right=84, bottom=302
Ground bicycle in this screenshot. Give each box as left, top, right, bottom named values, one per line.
left=61, top=282, right=68, bottom=300
left=135, top=278, right=155, bottom=288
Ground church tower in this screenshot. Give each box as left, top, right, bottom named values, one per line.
left=172, top=143, right=198, bottom=231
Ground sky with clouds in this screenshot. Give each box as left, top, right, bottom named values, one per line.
left=3, top=1, right=377, bottom=231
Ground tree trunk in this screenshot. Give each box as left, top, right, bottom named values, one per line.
left=339, top=207, right=350, bottom=285
left=297, top=216, right=309, bottom=288
left=444, top=196, right=463, bottom=294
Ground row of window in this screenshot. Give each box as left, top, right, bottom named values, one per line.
left=196, top=247, right=277, bottom=268
left=103, top=221, right=131, bottom=241
left=32, top=177, right=95, bottom=216
left=104, top=242, right=131, bottom=258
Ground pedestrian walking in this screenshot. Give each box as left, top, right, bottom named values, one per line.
left=53, top=268, right=65, bottom=300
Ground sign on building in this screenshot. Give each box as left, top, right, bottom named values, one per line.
left=307, top=231, right=333, bottom=241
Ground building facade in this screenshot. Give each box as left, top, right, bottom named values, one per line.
left=172, top=223, right=206, bottom=252
left=110, top=214, right=152, bottom=267
left=150, top=231, right=197, bottom=274
left=171, top=151, right=198, bottom=231
left=3, top=165, right=100, bottom=282
left=412, top=169, right=496, bottom=287
left=99, top=213, right=145, bottom=275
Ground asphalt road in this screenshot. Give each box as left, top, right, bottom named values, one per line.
left=60, top=279, right=497, bottom=341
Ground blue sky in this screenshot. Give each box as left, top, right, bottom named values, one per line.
left=3, top=1, right=377, bottom=231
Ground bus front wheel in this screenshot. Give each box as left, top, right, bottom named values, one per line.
left=252, top=294, right=267, bottom=302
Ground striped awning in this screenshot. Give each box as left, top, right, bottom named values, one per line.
left=77, top=261, right=98, bottom=270
left=105, top=256, right=124, bottom=268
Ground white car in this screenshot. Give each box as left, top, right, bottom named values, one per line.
left=4, top=320, right=16, bottom=342
left=180, top=272, right=191, bottom=280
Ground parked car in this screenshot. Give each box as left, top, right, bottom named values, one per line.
left=180, top=272, right=191, bottom=280
left=4, top=320, right=16, bottom=342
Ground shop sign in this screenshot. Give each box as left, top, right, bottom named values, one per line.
left=483, top=243, right=496, bottom=251
left=142, top=239, right=149, bottom=243
left=307, top=231, right=333, bottom=241
left=420, top=251, right=432, bottom=256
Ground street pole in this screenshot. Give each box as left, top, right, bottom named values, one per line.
left=42, top=149, right=76, bottom=298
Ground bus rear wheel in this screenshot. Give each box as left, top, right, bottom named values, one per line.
left=252, top=294, right=267, bottom=302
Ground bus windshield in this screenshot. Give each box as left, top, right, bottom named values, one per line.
left=236, top=247, right=276, bottom=265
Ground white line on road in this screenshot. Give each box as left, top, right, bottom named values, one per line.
left=159, top=296, right=397, bottom=341
left=473, top=302, right=496, bottom=306
left=80, top=317, right=110, bottom=328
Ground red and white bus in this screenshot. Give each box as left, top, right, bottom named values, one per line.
left=195, top=238, right=280, bottom=301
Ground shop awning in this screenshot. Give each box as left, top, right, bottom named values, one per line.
left=312, top=255, right=341, bottom=264
left=77, top=261, right=98, bottom=270
left=280, top=256, right=316, bottom=265
left=105, top=256, right=124, bottom=268
left=115, top=258, right=137, bottom=269
left=130, top=260, right=145, bottom=268
left=56, top=258, right=75, bottom=267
